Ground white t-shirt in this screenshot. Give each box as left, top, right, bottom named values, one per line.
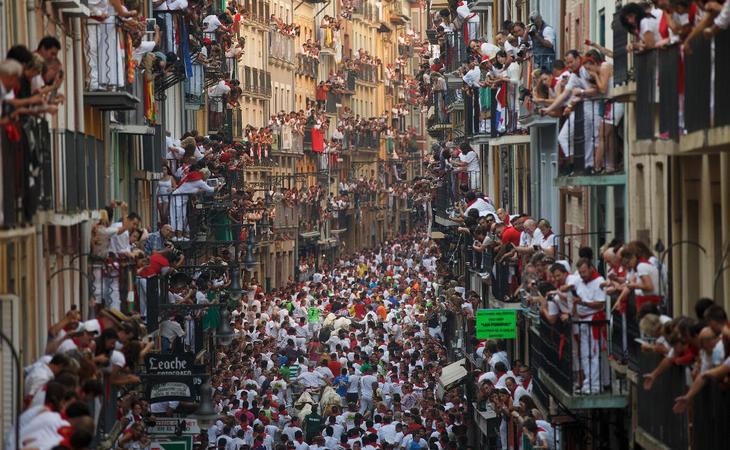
left=634, top=262, right=660, bottom=296
left=203, top=14, right=222, bottom=33
left=640, top=8, right=663, bottom=43
left=459, top=151, right=479, bottom=173
left=574, top=275, right=607, bottom=318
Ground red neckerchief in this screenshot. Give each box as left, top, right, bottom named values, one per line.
left=582, top=269, right=600, bottom=283
left=466, top=198, right=477, bottom=208
left=179, top=170, right=204, bottom=185
left=522, top=378, right=530, bottom=389
left=639, top=258, right=651, bottom=264
left=543, top=230, right=553, bottom=239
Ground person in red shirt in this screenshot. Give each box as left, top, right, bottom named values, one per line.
left=327, top=352, right=342, bottom=377
left=137, top=248, right=182, bottom=318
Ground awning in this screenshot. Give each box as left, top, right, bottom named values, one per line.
left=436, top=359, right=467, bottom=399
left=299, top=231, right=320, bottom=239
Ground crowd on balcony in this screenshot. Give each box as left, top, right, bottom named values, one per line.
left=271, top=14, right=301, bottom=37
left=302, top=40, right=322, bottom=60
left=1, top=39, right=68, bottom=226
left=320, top=15, right=342, bottom=49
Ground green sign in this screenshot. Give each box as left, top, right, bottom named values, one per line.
left=150, top=436, right=193, bottom=450
left=308, top=307, right=320, bottom=323
left=475, top=309, right=517, bottom=339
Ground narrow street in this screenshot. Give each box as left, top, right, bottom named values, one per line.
left=1, top=1, right=730, bottom=450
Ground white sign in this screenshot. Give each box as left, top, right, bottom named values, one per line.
left=150, top=382, right=191, bottom=400
left=148, top=418, right=201, bottom=435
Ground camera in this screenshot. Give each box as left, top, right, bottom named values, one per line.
left=527, top=21, right=538, bottom=35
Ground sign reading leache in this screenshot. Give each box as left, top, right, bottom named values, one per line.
left=145, top=352, right=195, bottom=375
left=475, top=309, right=517, bottom=340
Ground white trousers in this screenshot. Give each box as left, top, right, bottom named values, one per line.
left=579, top=324, right=601, bottom=393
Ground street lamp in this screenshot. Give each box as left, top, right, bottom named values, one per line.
left=244, top=229, right=257, bottom=270
left=215, top=308, right=235, bottom=346
left=191, top=380, right=218, bottom=428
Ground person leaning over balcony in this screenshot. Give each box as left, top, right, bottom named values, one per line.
left=643, top=317, right=702, bottom=391
left=619, top=2, right=661, bottom=52
left=452, top=143, right=480, bottom=190
left=541, top=50, right=597, bottom=175
left=611, top=241, right=660, bottom=314
left=572, top=258, right=608, bottom=394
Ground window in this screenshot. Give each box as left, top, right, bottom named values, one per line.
left=599, top=9, right=606, bottom=47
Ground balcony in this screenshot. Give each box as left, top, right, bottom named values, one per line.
left=611, top=12, right=634, bottom=101
left=52, top=130, right=105, bottom=215
left=296, top=53, right=319, bottom=79
left=184, top=63, right=205, bottom=110
left=632, top=28, right=730, bottom=153
left=553, top=97, right=626, bottom=187
left=530, top=318, right=628, bottom=410
left=271, top=126, right=304, bottom=155
left=0, top=118, right=52, bottom=227
left=243, top=66, right=272, bottom=98
left=341, top=131, right=380, bottom=152
left=351, top=0, right=376, bottom=22
left=153, top=11, right=193, bottom=97
left=240, top=0, right=270, bottom=27
left=272, top=204, right=298, bottom=229
left=50, top=0, right=90, bottom=17
left=83, top=19, right=140, bottom=109
left=355, top=63, right=379, bottom=85
left=609, top=295, right=641, bottom=373
left=389, top=2, right=408, bottom=25
left=270, top=33, right=295, bottom=66
left=443, top=31, right=468, bottom=75
left=427, top=91, right=451, bottom=136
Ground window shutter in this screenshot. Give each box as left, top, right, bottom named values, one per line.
left=0, top=294, right=20, bottom=444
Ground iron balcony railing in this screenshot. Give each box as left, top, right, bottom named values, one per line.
left=609, top=294, right=641, bottom=372
left=356, top=63, right=379, bottom=84
left=153, top=11, right=192, bottom=94
left=531, top=318, right=614, bottom=396
left=270, top=32, right=295, bottom=63
left=84, top=18, right=129, bottom=92
left=557, top=97, right=624, bottom=176
left=271, top=126, right=304, bottom=155
left=613, top=11, right=630, bottom=87
left=0, top=118, right=52, bottom=226
left=633, top=28, right=730, bottom=140
left=443, top=31, right=468, bottom=73
left=636, top=352, right=688, bottom=449
left=53, top=129, right=104, bottom=214
left=296, top=53, right=319, bottom=79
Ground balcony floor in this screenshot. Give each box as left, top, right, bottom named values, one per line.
left=554, top=172, right=626, bottom=187
left=537, top=368, right=628, bottom=410
left=84, top=91, right=140, bottom=110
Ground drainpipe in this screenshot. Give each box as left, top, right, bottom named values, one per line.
left=27, top=0, right=37, bottom=45
left=73, top=18, right=85, bottom=132
left=35, top=224, right=48, bottom=357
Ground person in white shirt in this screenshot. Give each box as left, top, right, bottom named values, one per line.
left=453, top=143, right=480, bottom=190
left=23, top=354, right=69, bottom=398
left=358, top=370, right=378, bottom=414
left=296, top=365, right=328, bottom=388
left=455, top=1, right=479, bottom=41
left=573, top=258, right=608, bottom=394
left=170, top=167, right=216, bottom=233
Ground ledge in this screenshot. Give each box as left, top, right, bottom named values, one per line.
left=84, top=91, right=139, bottom=110
left=488, top=133, right=530, bottom=147
left=537, top=368, right=628, bottom=410
left=635, top=427, right=672, bottom=450
left=522, top=114, right=557, bottom=128
left=610, top=81, right=636, bottom=102
left=554, top=172, right=626, bottom=187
